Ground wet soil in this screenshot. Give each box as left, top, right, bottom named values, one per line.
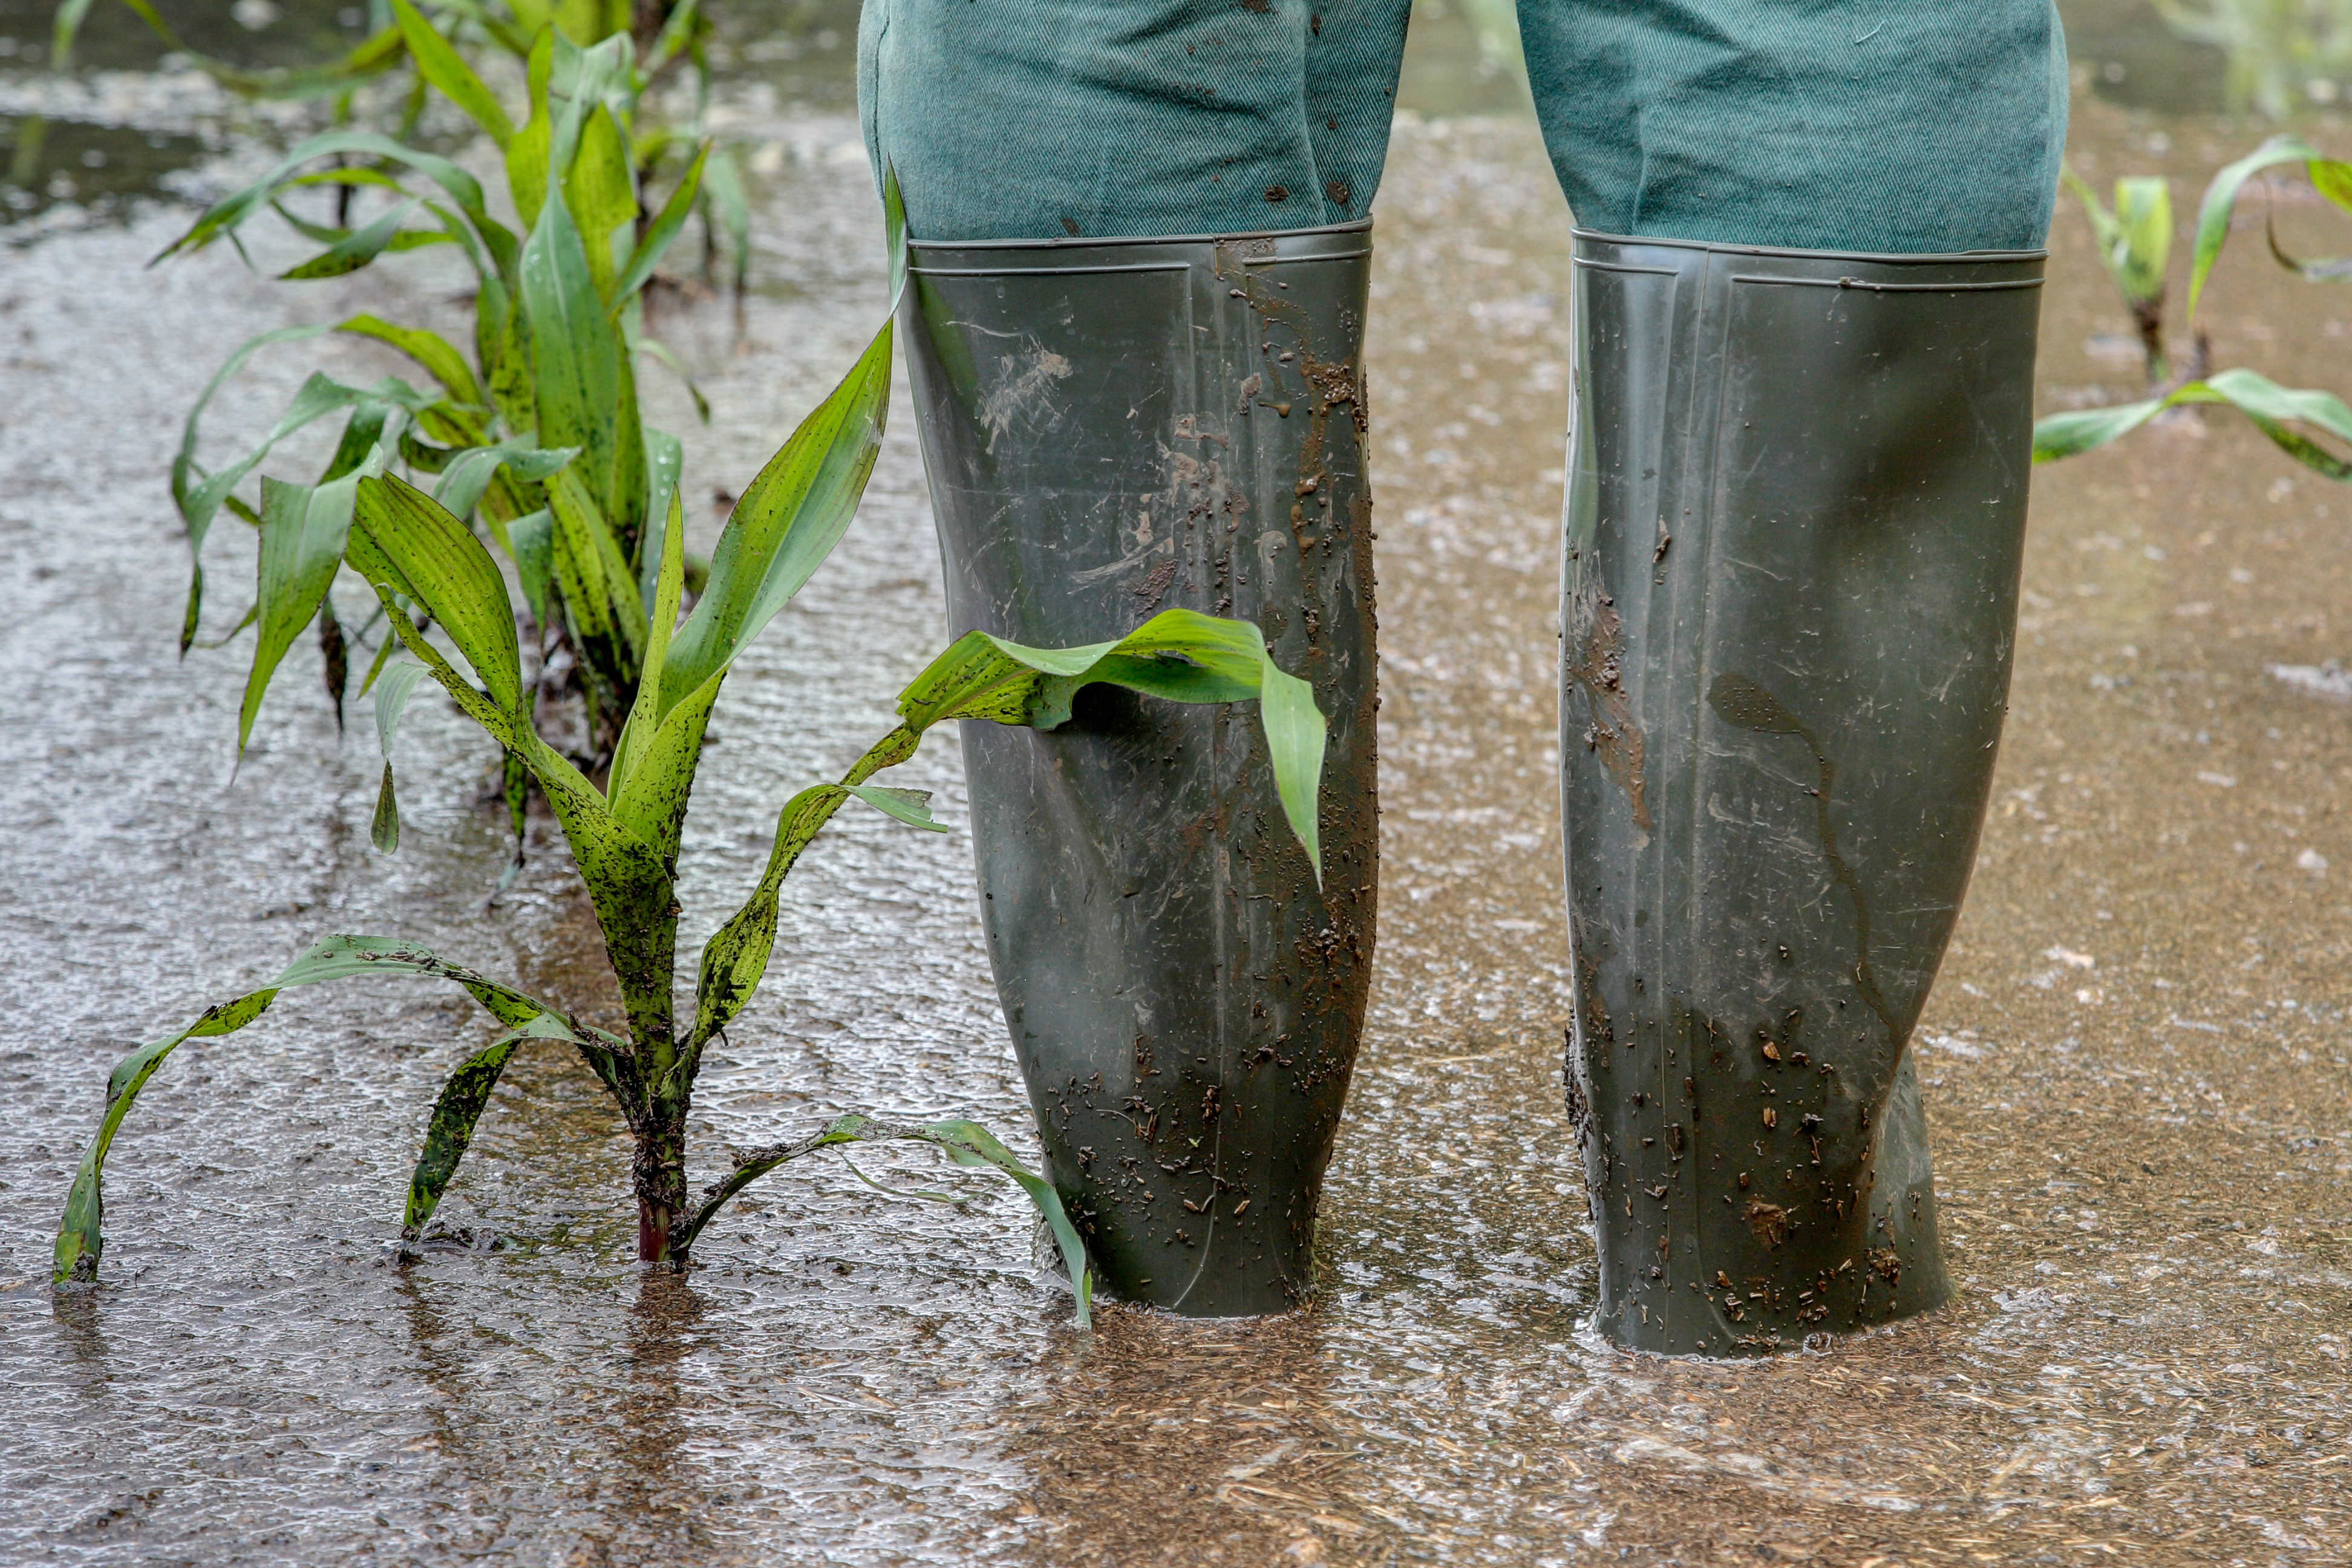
left=1, top=20, right=2348, bottom=1568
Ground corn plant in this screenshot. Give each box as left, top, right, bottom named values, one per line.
left=2036, top=135, right=2352, bottom=480
left=54, top=210, right=1331, bottom=1315
left=2151, top=0, right=2352, bottom=120
left=166, top=10, right=728, bottom=800
left=2061, top=168, right=2183, bottom=384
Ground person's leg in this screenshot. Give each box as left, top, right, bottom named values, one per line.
left=861, top=0, right=1410, bottom=242
left=860, top=1, right=1410, bottom=1315
left=1523, top=0, right=2066, bottom=1354
left=1522, top=0, right=2065, bottom=253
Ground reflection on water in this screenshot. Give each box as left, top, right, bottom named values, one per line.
left=0, top=10, right=2348, bottom=1567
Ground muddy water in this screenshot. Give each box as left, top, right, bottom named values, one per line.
left=2, top=17, right=2350, bottom=1567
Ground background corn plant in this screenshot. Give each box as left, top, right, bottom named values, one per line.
left=2036, top=134, right=2352, bottom=482
left=164, top=7, right=737, bottom=841
left=2061, top=167, right=2185, bottom=385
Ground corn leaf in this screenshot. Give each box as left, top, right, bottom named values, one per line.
left=370, top=661, right=432, bottom=852
left=506, top=28, right=557, bottom=231
left=432, top=440, right=578, bottom=524
left=508, top=508, right=555, bottom=624
left=160, top=131, right=519, bottom=283
left=701, top=142, right=750, bottom=294
left=54, top=933, right=594, bottom=1282
left=402, top=1011, right=577, bottom=1236
left=390, top=0, right=514, bottom=148
left=671, top=1113, right=1091, bottom=1325
left=657, top=324, right=889, bottom=705
left=688, top=782, right=943, bottom=1052
left=336, top=314, right=485, bottom=408
left=610, top=140, right=710, bottom=314
left=609, top=488, right=688, bottom=808
left=562, top=103, right=636, bottom=305
left=2190, top=134, right=2352, bottom=320
left=348, top=474, right=524, bottom=711
left=522, top=188, right=622, bottom=513
left=54, top=990, right=279, bottom=1282
left=2034, top=368, right=2352, bottom=480
left=241, top=460, right=385, bottom=754
left=895, top=607, right=1328, bottom=884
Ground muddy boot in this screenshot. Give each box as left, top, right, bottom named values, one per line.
left=901, top=221, right=1381, bottom=1316
left=1557, top=232, right=2045, bottom=1354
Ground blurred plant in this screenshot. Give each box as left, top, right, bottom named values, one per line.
left=165, top=13, right=731, bottom=828
left=41, top=0, right=748, bottom=279
left=2152, top=0, right=2352, bottom=119
left=53, top=176, right=1333, bottom=1303
left=2036, top=135, right=2352, bottom=479
left=2060, top=168, right=2191, bottom=384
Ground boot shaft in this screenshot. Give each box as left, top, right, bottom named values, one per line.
left=1560, top=231, right=2045, bottom=1353
left=903, top=221, right=1381, bottom=1315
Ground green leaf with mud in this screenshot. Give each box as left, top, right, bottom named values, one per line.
left=688, top=777, right=944, bottom=1054
left=610, top=141, right=709, bottom=315
left=160, top=131, right=519, bottom=283
left=390, top=0, right=514, bottom=148
left=402, top=1012, right=577, bottom=1236
left=278, top=199, right=431, bottom=280
left=336, top=314, right=485, bottom=408
left=522, top=188, right=622, bottom=513
left=656, top=322, right=891, bottom=706
left=348, top=474, right=524, bottom=711
left=54, top=990, right=280, bottom=1282
left=895, top=607, right=1329, bottom=884
left=561, top=103, right=635, bottom=305
left=671, top=1113, right=1092, bottom=1325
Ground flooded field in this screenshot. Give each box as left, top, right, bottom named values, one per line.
left=1, top=5, right=2348, bottom=1564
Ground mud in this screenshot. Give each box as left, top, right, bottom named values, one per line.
left=0, top=11, right=2348, bottom=1567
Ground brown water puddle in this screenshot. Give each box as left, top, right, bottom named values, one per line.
left=0, top=56, right=2346, bottom=1568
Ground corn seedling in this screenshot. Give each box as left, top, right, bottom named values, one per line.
left=2036, top=135, right=2352, bottom=481
left=2151, top=0, right=2352, bottom=120
left=54, top=177, right=1331, bottom=1315
left=2061, top=168, right=2184, bottom=384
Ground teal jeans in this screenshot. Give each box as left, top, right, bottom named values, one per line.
left=858, top=0, right=2066, bottom=253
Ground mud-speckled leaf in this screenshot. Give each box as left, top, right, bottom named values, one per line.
left=390, top=0, right=514, bottom=146
left=348, top=474, right=523, bottom=711
left=432, top=440, right=577, bottom=524
left=272, top=933, right=560, bottom=1027
left=278, top=198, right=424, bottom=279
left=336, top=314, right=485, bottom=408
left=656, top=323, right=890, bottom=707
left=671, top=1112, right=1091, bottom=1325
left=508, top=508, right=555, bottom=624
left=402, top=1012, right=574, bottom=1236
left=54, top=989, right=279, bottom=1282
left=610, top=140, right=708, bottom=314
left=688, top=783, right=942, bottom=1050
left=522, top=189, right=622, bottom=512
left=505, top=30, right=555, bottom=227
left=161, top=130, right=519, bottom=281
left=893, top=607, right=1327, bottom=880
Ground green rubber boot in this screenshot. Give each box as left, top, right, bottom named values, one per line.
left=901, top=221, right=1380, bottom=1315
left=1558, top=231, right=2046, bottom=1354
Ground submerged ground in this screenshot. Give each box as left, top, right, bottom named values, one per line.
left=1, top=7, right=2347, bottom=1564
